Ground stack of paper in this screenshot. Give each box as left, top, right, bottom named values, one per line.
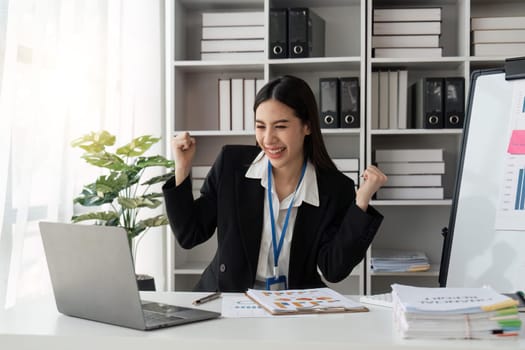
left=191, top=165, right=211, bottom=197
left=371, top=249, right=430, bottom=272
left=332, top=158, right=360, bottom=189
left=201, top=11, right=265, bottom=61
left=471, top=16, right=525, bottom=57
left=375, top=148, right=445, bottom=200
left=391, top=284, right=521, bottom=339
left=372, top=7, right=442, bottom=58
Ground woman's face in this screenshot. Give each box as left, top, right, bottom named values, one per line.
left=255, top=99, right=311, bottom=171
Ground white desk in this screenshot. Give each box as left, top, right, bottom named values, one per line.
left=1, top=292, right=525, bottom=350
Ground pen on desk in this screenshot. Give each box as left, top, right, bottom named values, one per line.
left=193, top=291, right=221, bottom=305
left=516, top=290, right=525, bottom=304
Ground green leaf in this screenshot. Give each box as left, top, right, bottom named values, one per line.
left=81, top=152, right=127, bottom=170
left=71, top=131, right=172, bottom=241
left=130, top=225, right=148, bottom=237
left=71, top=131, right=116, bottom=153
left=142, top=172, right=174, bottom=186
left=131, top=215, right=169, bottom=236
left=71, top=211, right=119, bottom=223
left=74, top=184, right=115, bottom=206
left=140, top=198, right=162, bottom=209
left=117, top=135, right=160, bottom=157
left=140, top=214, right=169, bottom=227
left=98, top=172, right=130, bottom=193
left=118, top=197, right=138, bottom=209
left=106, top=217, right=121, bottom=226
left=123, top=168, right=141, bottom=187
left=143, top=192, right=164, bottom=199
left=73, top=173, right=130, bottom=206
left=118, top=195, right=162, bottom=209
left=135, top=155, right=174, bottom=169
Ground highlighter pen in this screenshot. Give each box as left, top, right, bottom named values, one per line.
left=192, top=291, right=221, bottom=305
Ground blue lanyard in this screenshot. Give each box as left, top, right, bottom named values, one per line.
left=267, top=160, right=307, bottom=277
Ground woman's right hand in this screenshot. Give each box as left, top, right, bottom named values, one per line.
left=171, top=132, right=196, bottom=186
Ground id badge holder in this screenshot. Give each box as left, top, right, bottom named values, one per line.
left=265, top=275, right=287, bottom=291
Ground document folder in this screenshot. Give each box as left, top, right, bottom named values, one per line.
left=319, top=77, right=339, bottom=128
left=444, top=77, right=465, bottom=128
left=269, top=8, right=288, bottom=59
left=288, top=8, right=325, bottom=58
left=339, top=77, right=360, bottom=128
left=414, top=77, right=444, bottom=129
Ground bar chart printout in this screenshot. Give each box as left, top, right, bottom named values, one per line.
left=495, top=80, right=525, bottom=231
left=514, top=167, right=525, bottom=210
left=496, top=155, right=525, bottom=230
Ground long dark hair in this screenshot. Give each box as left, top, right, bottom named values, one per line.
left=253, top=75, right=336, bottom=171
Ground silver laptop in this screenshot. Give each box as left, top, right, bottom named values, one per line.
left=39, top=221, right=221, bottom=330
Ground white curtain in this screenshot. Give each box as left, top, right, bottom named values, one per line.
left=0, top=0, right=166, bottom=309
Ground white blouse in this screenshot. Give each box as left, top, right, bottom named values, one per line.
left=245, top=151, right=319, bottom=284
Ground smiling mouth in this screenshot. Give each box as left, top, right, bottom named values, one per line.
left=266, top=147, right=286, bottom=155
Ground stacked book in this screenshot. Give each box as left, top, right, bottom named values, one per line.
left=372, top=7, right=442, bottom=58
left=371, top=70, right=408, bottom=130
left=191, top=165, right=211, bottom=198
left=332, top=158, right=360, bottom=188
left=201, top=11, right=265, bottom=61
left=391, top=284, right=522, bottom=339
left=375, top=148, right=444, bottom=200
left=371, top=249, right=430, bottom=273
left=218, top=78, right=265, bottom=131
left=471, top=16, right=525, bottom=57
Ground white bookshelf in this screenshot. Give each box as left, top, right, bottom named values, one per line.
left=165, top=0, right=366, bottom=295
left=365, top=0, right=525, bottom=294
left=165, top=0, right=525, bottom=295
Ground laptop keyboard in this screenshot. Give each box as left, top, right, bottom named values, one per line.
left=144, top=310, right=183, bottom=322
left=142, top=301, right=186, bottom=323
left=142, top=301, right=187, bottom=314
left=140, top=300, right=220, bottom=328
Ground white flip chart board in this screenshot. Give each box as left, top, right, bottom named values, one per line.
left=440, top=63, right=525, bottom=293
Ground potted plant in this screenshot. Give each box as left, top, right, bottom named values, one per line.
left=71, top=130, right=174, bottom=290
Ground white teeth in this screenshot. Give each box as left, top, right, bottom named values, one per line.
left=268, top=148, right=284, bottom=154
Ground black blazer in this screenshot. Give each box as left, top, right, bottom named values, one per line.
left=163, top=145, right=383, bottom=292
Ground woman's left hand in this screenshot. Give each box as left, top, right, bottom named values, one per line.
left=355, top=165, right=388, bottom=211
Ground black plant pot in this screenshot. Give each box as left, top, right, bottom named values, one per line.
left=136, top=274, right=156, bottom=291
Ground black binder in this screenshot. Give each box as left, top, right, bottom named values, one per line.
left=339, top=77, right=360, bottom=128
left=414, top=78, right=444, bottom=129
left=269, top=8, right=288, bottom=59
left=288, top=8, right=325, bottom=58
left=444, top=77, right=465, bottom=128
left=319, top=78, right=339, bottom=128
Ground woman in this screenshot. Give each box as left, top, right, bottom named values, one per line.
left=163, top=75, right=387, bottom=292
